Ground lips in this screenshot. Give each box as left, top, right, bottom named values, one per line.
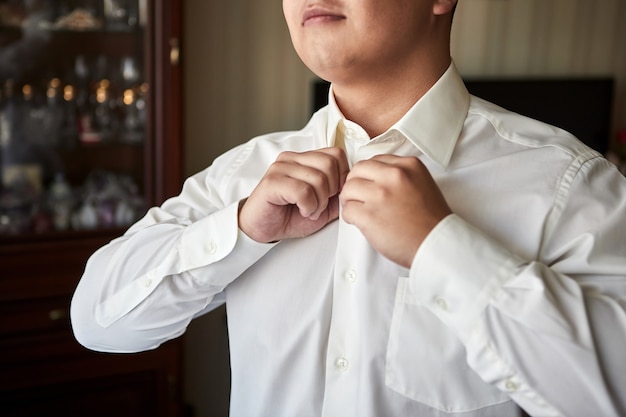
left=302, top=6, right=345, bottom=26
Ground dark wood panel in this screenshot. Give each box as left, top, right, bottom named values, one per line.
left=0, top=230, right=117, bottom=300
left=1, top=370, right=160, bottom=417
left=59, top=142, right=145, bottom=187
left=0, top=2, right=184, bottom=416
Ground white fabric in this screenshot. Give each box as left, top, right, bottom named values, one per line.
left=71, top=63, right=626, bottom=417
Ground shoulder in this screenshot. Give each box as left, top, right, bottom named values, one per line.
left=466, top=95, right=602, bottom=165
left=180, top=108, right=330, bottom=203
left=214, top=107, right=329, bottom=172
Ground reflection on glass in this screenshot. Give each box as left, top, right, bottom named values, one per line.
left=104, top=0, right=138, bottom=30
left=0, top=0, right=146, bottom=237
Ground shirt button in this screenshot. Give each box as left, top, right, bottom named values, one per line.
left=345, top=128, right=355, bottom=138
left=144, top=278, right=152, bottom=288
left=206, top=241, right=217, bottom=255
left=335, top=357, right=349, bottom=371
left=344, top=269, right=357, bottom=283
left=505, top=380, right=518, bottom=391
left=435, top=296, right=448, bottom=311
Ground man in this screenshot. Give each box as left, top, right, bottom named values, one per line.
left=71, top=0, right=626, bottom=416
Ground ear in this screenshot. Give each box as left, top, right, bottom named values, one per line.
left=433, top=0, right=457, bottom=16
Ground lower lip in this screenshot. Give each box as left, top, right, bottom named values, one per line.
left=303, top=15, right=344, bottom=26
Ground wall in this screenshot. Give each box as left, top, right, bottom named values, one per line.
left=183, top=0, right=313, bottom=178
left=182, top=1, right=625, bottom=416
left=451, top=0, right=626, bottom=141
left=184, top=0, right=626, bottom=178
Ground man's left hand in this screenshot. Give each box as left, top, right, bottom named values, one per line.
left=340, top=154, right=452, bottom=268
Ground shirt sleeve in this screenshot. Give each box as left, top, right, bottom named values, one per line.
left=407, top=158, right=626, bottom=417
left=70, top=144, right=277, bottom=353
left=70, top=200, right=275, bottom=353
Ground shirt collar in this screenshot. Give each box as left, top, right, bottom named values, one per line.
left=325, top=62, right=470, bottom=169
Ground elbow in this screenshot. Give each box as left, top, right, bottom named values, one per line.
left=69, top=288, right=142, bottom=353
left=69, top=291, right=113, bottom=352
left=70, top=287, right=165, bottom=353
left=70, top=303, right=158, bottom=353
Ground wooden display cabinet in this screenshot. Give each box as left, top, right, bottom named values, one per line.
left=0, top=1, right=183, bottom=415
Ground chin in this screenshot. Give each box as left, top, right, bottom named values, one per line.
left=301, top=53, right=359, bottom=85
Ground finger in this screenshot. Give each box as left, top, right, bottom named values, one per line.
left=348, top=155, right=429, bottom=188
left=339, top=176, right=375, bottom=205
left=315, top=147, right=350, bottom=191
left=278, top=147, right=350, bottom=195
left=345, top=158, right=396, bottom=187
left=275, top=148, right=350, bottom=219
left=356, top=154, right=425, bottom=170
left=339, top=177, right=382, bottom=227
left=265, top=161, right=335, bottom=220
left=368, top=153, right=405, bottom=162
left=261, top=167, right=326, bottom=219
left=339, top=178, right=382, bottom=232
left=271, top=160, right=332, bottom=219
left=340, top=185, right=367, bottom=227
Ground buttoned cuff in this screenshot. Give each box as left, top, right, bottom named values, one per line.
left=181, top=200, right=277, bottom=287
left=405, top=214, right=525, bottom=342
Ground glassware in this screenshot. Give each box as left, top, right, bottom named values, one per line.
left=104, top=0, right=139, bottom=30
left=0, top=1, right=148, bottom=237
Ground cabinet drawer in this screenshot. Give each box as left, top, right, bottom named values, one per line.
left=0, top=233, right=113, bottom=302
left=0, top=296, right=71, bottom=338
left=0, top=293, right=87, bottom=368
left=0, top=337, right=183, bottom=417
left=1, top=370, right=160, bottom=417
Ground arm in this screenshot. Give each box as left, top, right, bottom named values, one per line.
left=411, top=214, right=626, bottom=417
left=70, top=146, right=276, bottom=353
left=341, top=155, right=626, bottom=416
left=71, top=146, right=350, bottom=353
left=70, top=200, right=274, bottom=353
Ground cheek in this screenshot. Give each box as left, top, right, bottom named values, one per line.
left=282, top=1, right=300, bottom=37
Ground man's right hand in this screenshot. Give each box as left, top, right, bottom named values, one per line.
left=238, top=147, right=350, bottom=243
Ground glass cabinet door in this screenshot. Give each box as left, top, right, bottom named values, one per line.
left=0, top=0, right=152, bottom=237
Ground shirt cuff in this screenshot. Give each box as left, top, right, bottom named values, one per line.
left=405, top=214, right=526, bottom=342
left=180, top=200, right=277, bottom=287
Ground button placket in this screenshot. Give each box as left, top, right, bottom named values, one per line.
left=322, top=217, right=367, bottom=417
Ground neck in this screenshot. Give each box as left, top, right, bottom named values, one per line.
left=331, top=55, right=451, bottom=138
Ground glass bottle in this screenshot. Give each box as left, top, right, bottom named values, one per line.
left=47, top=172, right=73, bottom=231
left=59, top=83, right=79, bottom=149
left=93, top=79, right=117, bottom=143
left=43, top=77, right=64, bottom=148
left=0, top=80, right=18, bottom=169
left=120, top=87, right=143, bottom=143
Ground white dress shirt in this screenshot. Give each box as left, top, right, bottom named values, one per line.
left=71, top=63, right=626, bottom=417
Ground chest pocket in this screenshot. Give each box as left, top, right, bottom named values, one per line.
left=385, top=277, right=510, bottom=412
